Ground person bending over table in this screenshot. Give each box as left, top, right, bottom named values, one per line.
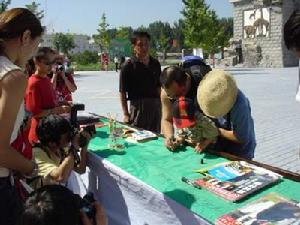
left=160, top=66, right=211, bottom=150
left=172, top=96, right=218, bottom=153
left=197, top=69, right=256, bottom=160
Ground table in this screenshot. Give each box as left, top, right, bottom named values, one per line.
left=74, top=119, right=300, bottom=225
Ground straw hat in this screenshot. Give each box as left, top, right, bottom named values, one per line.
left=197, top=69, right=238, bottom=118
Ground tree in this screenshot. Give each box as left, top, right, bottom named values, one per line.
left=52, top=33, right=76, bottom=55
left=218, top=17, right=234, bottom=58
left=107, top=28, right=117, bottom=40
left=71, top=51, right=98, bottom=65
left=182, top=0, right=228, bottom=67
left=25, top=1, right=44, bottom=20
left=147, top=21, right=174, bottom=60
left=182, top=0, right=211, bottom=48
left=0, top=0, right=10, bottom=13
left=94, top=13, right=110, bottom=52
left=172, top=19, right=186, bottom=51
left=116, top=26, right=133, bottom=40
left=203, top=11, right=225, bottom=64
left=219, top=17, right=233, bottom=38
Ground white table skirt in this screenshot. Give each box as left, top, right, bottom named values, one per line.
left=70, top=152, right=212, bottom=225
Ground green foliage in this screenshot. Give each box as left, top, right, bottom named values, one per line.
left=181, top=0, right=231, bottom=56
left=25, top=1, right=44, bottom=20
left=0, top=0, right=10, bottom=13
left=74, top=62, right=116, bottom=71
left=182, top=0, right=211, bottom=48
left=148, top=21, right=173, bottom=54
left=135, top=21, right=181, bottom=58
left=116, top=26, right=133, bottom=40
left=71, top=51, right=99, bottom=65
left=172, top=19, right=186, bottom=51
left=107, top=28, right=117, bottom=40
left=219, top=17, right=233, bottom=38
left=74, top=63, right=100, bottom=71
left=94, top=13, right=110, bottom=52
left=218, top=17, right=234, bottom=49
left=52, top=33, right=76, bottom=55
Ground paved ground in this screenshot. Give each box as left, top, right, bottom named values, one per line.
left=73, top=68, right=300, bottom=174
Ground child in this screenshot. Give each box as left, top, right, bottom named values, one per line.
left=25, top=47, right=70, bottom=144
left=172, top=96, right=219, bottom=153
left=33, top=115, right=91, bottom=189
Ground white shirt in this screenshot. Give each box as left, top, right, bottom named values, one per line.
left=0, top=56, right=24, bottom=176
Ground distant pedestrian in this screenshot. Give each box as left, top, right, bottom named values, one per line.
left=103, top=53, right=109, bottom=71
left=120, top=56, right=126, bottom=68
left=114, top=56, right=119, bottom=72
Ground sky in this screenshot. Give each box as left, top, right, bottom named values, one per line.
left=9, top=0, right=233, bottom=35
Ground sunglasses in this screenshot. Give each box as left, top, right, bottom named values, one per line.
left=41, top=59, right=56, bottom=66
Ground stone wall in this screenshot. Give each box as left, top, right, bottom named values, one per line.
left=230, top=0, right=300, bottom=68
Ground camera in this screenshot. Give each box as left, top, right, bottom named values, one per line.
left=70, top=103, right=85, bottom=129
left=69, top=103, right=98, bottom=154
left=74, top=192, right=96, bottom=220
left=56, top=64, right=65, bottom=72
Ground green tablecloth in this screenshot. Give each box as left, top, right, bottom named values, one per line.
left=88, top=124, right=300, bottom=223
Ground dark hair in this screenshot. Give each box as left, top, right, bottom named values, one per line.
left=131, top=31, right=151, bottom=45
left=284, top=10, right=300, bottom=50
left=36, top=115, right=71, bottom=146
left=20, top=185, right=81, bottom=225
left=26, top=58, right=35, bottom=76
left=0, top=8, right=44, bottom=49
left=34, top=47, right=56, bottom=61
left=160, top=66, right=188, bottom=89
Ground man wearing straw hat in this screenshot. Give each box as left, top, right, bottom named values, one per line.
left=197, top=69, right=256, bottom=159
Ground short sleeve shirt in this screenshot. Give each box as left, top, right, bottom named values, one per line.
left=119, top=56, right=161, bottom=100
left=25, top=75, right=57, bottom=143
left=33, top=147, right=61, bottom=187
left=218, top=90, right=256, bottom=159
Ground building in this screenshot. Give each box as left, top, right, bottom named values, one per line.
left=40, top=34, right=100, bottom=54
left=229, top=0, right=300, bottom=67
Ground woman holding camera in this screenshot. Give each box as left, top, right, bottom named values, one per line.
left=0, top=8, right=44, bottom=225
left=26, top=47, right=71, bottom=144
left=33, top=115, right=90, bottom=188
left=51, top=55, right=77, bottom=104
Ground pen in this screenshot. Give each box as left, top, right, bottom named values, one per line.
left=181, top=177, right=201, bottom=189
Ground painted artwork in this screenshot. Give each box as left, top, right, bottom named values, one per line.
left=243, top=8, right=270, bottom=38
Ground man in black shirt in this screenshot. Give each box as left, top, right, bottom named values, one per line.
left=119, top=31, right=161, bottom=133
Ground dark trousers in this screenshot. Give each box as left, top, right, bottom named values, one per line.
left=129, top=98, right=161, bottom=133
left=0, top=177, right=23, bottom=225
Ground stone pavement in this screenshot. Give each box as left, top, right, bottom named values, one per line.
left=73, top=68, right=300, bottom=174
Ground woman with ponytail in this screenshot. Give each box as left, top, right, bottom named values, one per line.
left=0, top=8, right=44, bottom=225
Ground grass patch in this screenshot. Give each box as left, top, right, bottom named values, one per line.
left=74, top=62, right=116, bottom=71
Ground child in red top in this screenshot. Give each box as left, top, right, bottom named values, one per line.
left=25, top=47, right=70, bottom=144
left=51, top=57, right=77, bottom=104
